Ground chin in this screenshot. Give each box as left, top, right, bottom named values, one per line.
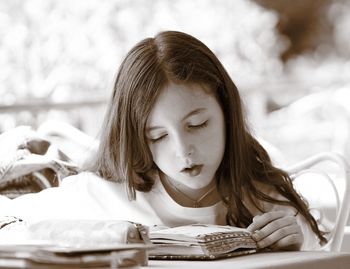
left=181, top=176, right=213, bottom=190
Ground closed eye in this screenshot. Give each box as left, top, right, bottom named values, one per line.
left=188, top=120, right=208, bottom=129
left=150, top=134, right=167, bottom=143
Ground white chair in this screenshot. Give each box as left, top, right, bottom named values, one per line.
left=285, top=152, right=350, bottom=251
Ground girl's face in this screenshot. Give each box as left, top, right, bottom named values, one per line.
left=146, top=83, right=226, bottom=190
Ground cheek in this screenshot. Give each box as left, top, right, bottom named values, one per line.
left=203, top=122, right=225, bottom=152
left=149, top=144, right=172, bottom=169
left=201, top=123, right=225, bottom=164
left=203, top=133, right=225, bottom=161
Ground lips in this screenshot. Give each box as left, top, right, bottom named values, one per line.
left=181, top=164, right=203, bottom=177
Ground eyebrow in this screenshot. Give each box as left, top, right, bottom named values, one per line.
left=146, top=108, right=207, bottom=132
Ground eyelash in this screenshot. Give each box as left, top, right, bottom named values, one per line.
left=188, top=120, right=208, bottom=130
left=150, top=120, right=209, bottom=144
left=150, top=135, right=167, bottom=143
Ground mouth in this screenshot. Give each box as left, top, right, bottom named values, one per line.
left=181, top=164, right=203, bottom=177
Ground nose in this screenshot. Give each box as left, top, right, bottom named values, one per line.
left=174, top=133, right=194, bottom=159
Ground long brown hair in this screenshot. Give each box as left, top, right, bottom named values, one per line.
left=90, top=30, right=326, bottom=244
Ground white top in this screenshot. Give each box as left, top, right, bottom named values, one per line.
left=0, top=172, right=319, bottom=250
left=0, top=172, right=226, bottom=226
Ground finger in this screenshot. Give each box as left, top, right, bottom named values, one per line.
left=269, top=232, right=304, bottom=251
left=255, top=224, right=302, bottom=249
left=252, top=215, right=297, bottom=241
left=247, top=210, right=293, bottom=232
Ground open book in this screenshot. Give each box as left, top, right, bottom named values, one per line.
left=148, top=224, right=257, bottom=260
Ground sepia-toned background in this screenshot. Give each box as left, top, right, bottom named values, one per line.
left=1, top=0, right=349, bottom=165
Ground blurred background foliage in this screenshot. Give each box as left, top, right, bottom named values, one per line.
left=0, top=0, right=349, bottom=164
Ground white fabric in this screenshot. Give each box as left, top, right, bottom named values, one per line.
left=0, top=172, right=226, bottom=226
left=0, top=172, right=319, bottom=250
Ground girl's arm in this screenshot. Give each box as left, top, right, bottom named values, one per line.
left=0, top=172, right=109, bottom=221
left=1, top=171, right=158, bottom=226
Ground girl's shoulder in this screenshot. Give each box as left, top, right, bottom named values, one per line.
left=61, top=171, right=101, bottom=185
left=60, top=171, right=125, bottom=194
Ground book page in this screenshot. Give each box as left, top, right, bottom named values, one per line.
left=150, top=224, right=252, bottom=242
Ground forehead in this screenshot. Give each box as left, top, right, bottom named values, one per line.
left=146, top=83, right=219, bottom=125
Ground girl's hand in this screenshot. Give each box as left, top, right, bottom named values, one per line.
left=247, top=210, right=303, bottom=251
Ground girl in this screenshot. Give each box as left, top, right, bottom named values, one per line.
left=1, top=31, right=326, bottom=251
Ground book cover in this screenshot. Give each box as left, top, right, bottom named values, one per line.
left=0, top=219, right=153, bottom=268
left=0, top=243, right=152, bottom=268
left=149, top=224, right=257, bottom=260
